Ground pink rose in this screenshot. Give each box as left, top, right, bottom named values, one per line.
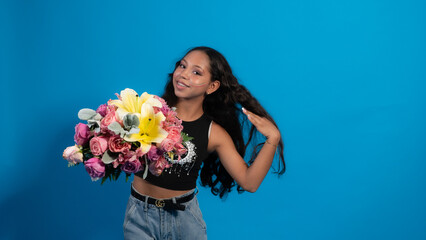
left=108, top=135, right=131, bottom=153
left=96, top=104, right=108, bottom=117
left=160, top=138, right=175, bottom=152
left=148, top=156, right=170, bottom=176
left=84, top=157, right=105, bottom=180
left=74, top=123, right=91, bottom=145
left=121, top=158, right=142, bottom=174
left=63, top=145, right=83, bottom=164
left=90, top=136, right=109, bottom=156
left=100, top=109, right=119, bottom=132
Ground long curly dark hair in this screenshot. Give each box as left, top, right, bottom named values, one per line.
left=162, top=46, right=285, bottom=198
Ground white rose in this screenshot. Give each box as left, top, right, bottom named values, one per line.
left=63, top=145, right=83, bottom=164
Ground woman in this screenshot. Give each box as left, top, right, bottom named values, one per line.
left=123, top=46, right=285, bottom=239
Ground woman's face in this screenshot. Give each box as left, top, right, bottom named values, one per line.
left=172, top=50, right=213, bottom=99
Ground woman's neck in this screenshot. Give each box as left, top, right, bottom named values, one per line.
left=175, top=98, right=204, bottom=122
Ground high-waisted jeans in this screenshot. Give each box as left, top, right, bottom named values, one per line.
left=123, top=186, right=207, bottom=240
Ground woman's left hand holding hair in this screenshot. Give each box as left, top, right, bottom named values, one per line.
left=242, top=107, right=281, bottom=145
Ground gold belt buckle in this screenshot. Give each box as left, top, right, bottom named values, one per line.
left=155, top=199, right=165, bottom=208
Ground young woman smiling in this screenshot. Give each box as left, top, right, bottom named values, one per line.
left=123, top=46, right=285, bottom=240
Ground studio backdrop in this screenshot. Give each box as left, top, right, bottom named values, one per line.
left=1, top=0, right=425, bottom=239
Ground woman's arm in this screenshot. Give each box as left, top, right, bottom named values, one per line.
left=207, top=108, right=281, bottom=193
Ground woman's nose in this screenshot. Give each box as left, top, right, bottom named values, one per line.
left=180, top=69, right=189, bottom=79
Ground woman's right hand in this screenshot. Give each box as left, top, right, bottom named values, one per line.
left=242, top=108, right=281, bottom=145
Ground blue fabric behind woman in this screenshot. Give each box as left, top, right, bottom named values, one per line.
left=1, top=0, right=425, bottom=239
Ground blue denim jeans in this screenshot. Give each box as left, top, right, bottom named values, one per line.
left=123, top=186, right=207, bottom=240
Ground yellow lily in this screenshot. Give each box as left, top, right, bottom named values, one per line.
left=124, top=103, right=168, bottom=153
left=109, top=88, right=162, bottom=119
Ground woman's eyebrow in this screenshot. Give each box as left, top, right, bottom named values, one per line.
left=182, top=58, right=204, bottom=70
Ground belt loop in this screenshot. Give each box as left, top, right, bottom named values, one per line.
left=144, top=196, right=149, bottom=212
left=172, top=197, right=177, bottom=204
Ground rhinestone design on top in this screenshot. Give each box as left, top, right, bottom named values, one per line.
left=163, top=140, right=197, bottom=177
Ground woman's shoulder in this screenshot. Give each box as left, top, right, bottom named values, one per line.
left=210, top=120, right=226, bottom=134
left=208, top=121, right=233, bottom=151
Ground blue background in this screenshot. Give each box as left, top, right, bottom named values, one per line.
left=1, top=0, right=425, bottom=239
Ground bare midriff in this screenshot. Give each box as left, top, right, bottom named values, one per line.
left=132, top=175, right=193, bottom=199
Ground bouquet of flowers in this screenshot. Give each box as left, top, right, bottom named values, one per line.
left=62, top=88, right=190, bottom=183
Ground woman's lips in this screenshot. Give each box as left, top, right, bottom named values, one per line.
left=176, top=80, right=190, bottom=89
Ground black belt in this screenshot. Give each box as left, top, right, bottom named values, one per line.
left=131, top=187, right=195, bottom=211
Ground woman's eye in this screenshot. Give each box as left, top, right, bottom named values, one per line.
left=179, top=64, right=186, bottom=68
left=193, top=71, right=201, bottom=75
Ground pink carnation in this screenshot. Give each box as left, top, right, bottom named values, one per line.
left=135, top=148, right=145, bottom=158
left=148, top=156, right=170, bottom=176
left=174, top=142, right=187, bottom=156
left=165, top=111, right=179, bottom=123
left=113, top=153, right=127, bottom=168
left=161, top=138, right=176, bottom=152
left=113, top=150, right=144, bottom=168
left=154, top=96, right=177, bottom=117
left=167, top=126, right=183, bottom=142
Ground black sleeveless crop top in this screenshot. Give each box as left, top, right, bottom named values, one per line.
left=135, top=114, right=212, bottom=190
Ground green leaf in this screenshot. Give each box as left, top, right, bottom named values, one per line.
left=181, top=132, right=194, bottom=142
left=116, top=169, right=122, bottom=180
left=142, top=161, right=149, bottom=179
left=102, top=150, right=117, bottom=164
left=93, top=113, right=102, bottom=121
left=128, top=127, right=140, bottom=134
left=123, top=114, right=140, bottom=130
left=108, top=121, right=125, bottom=135
left=87, top=119, right=101, bottom=133
left=132, top=142, right=141, bottom=148
left=78, top=108, right=97, bottom=120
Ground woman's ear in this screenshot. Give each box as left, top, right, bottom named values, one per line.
left=206, top=80, right=220, bottom=95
